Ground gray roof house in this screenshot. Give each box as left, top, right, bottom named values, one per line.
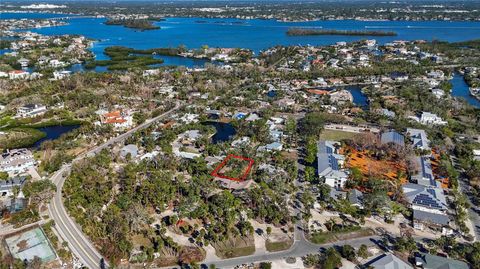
left=317, top=140, right=348, bottom=189
left=381, top=131, right=405, bottom=147
left=402, top=183, right=449, bottom=230
left=0, top=176, right=27, bottom=197
left=415, top=253, right=469, bottom=269
left=365, top=253, right=413, bottom=269
left=120, top=144, right=139, bottom=159
left=411, top=156, right=437, bottom=187
left=348, top=189, right=364, bottom=208
left=407, top=128, right=430, bottom=151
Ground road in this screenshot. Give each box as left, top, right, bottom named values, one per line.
left=47, top=104, right=182, bottom=269
left=206, top=235, right=380, bottom=268
left=451, top=156, right=480, bottom=240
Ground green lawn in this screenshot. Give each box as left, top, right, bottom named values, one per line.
left=213, top=236, right=255, bottom=259
left=319, top=129, right=357, bottom=141
left=308, top=227, right=374, bottom=244
left=266, top=239, right=293, bottom=252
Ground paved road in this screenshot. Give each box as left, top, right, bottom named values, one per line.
left=48, top=104, right=182, bottom=269
left=451, top=156, right=480, bottom=240
left=206, top=235, right=380, bottom=268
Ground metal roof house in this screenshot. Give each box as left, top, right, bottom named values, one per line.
left=415, top=253, right=469, bottom=269
left=317, top=140, right=348, bottom=189
left=402, top=183, right=449, bottom=231
left=381, top=131, right=405, bottom=147
left=365, top=253, right=413, bottom=269
left=407, top=128, right=430, bottom=151
left=412, top=156, right=437, bottom=187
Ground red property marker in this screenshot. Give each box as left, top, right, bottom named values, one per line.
left=211, top=154, right=255, bottom=182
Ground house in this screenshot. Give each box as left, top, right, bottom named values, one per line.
left=365, top=253, right=413, bottom=269
left=411, top=156, right=437, bottom=187
left=474, top=149, right=480, bottom=161
left=407, top=128, right=430, bottom=151
left=317, top=140, right=348, bottom=189
left=16, top=104, right=47, bottom=118
left=120, top=144, right=139, bottom=159
left=418, top=112, right=447, bottom=125
left=402, top=183, right=449, bottom=231
left=8, top=70, right=29, bottom=79
left=0, top=176, right=27, bottom=198
left=0, top=149, right=36, bottom=174
left=348, top=189, right=363, bottom=208
left=431, top=88, right=445, bottom=99
left=414, top=253, right=469, bottom=269
left=172, top=130, right=202, bottom=159
left=53, top=70, right=71, bottom=80
left=17, top=58, right=30, bottom=67
left=98, top=110, right=133, bottom=129
left=381, top=131, right=405, bottom=147
left=379, top=108, right=396, bottom=118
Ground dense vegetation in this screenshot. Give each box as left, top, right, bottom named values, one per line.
left=105, top=18, right=160, bottom=30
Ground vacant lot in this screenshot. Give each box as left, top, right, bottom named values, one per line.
left=213, top=235, right=255, bottom=259
left=320, top=129, right=357, bottom=141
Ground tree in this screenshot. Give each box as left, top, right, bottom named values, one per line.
left=0, top=171, right=8, bottom=180
left=321, top=247, right=342, bottom=269
left=259, top=262, right=272, bottom=269
left=358, top=244, right=369, bottom=259
left=340, top=245, right=356, bottom=261
left=266, top=226, right=272, bottom=236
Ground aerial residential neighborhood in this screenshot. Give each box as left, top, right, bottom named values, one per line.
left=1, top=1, right=480, bottom=269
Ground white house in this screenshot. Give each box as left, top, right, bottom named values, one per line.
left=419, top=112, right=447, bottom=125
left=53, top=70, right=72, bottom=80
left=8, top=70, right=29, bottom=80
left=0, top=149, right=36, bottom=174
left=16, top=104, right=47, bottom=118
left=317, top=140, right=348, bottom=189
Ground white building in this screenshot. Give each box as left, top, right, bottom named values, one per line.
left=419, top=112, right=447, bottom=125
left=317, top=140, right=348, bottom=189
left=0, top=149, right=36, bottom=174
left=16, top=104, right=47, bottom=118
left=53, top=70, right=72, bottom=80
left=8, top=70, right=29, bottom=80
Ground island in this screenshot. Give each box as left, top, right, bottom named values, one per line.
left=286, top=28, right=397, bottom=36
left=105, top=18, right=160, bottom=30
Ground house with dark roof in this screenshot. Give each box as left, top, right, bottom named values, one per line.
left=364, top=253, right=413, bottom=269
left=415, top=253, right=469, bottom=269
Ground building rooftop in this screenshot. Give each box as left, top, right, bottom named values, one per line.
left=366, top=253, right=413, bottom=269
left=415, top=253, right=469, bottom=269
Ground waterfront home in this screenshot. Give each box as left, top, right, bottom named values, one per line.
left=427, top=70, right=445, bottom=80
left=17, top=58, right=29, bottom=67
left=143, top=69, right=160, bottom=77
left=431, top=88, right=445, bottom=99
left=16, top=104, right=47, bottom=118
left=414, top=253, right=469, bottom=269
left=317, top=140, right=348, bottom=189
left=364, top=253, right=413, bottom=269
left=407, top=128, right=431, bottom=151
left=402, top=183, right=449, bottom=232
left=0, top=149, right=36, bottom=174
left=48, top=59, right=66, bottom=68
left=53, top=70, right=71, bottom=80
left=8, top=70, right=29, bottom=80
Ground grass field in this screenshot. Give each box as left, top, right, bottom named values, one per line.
left=308, top=227, right=374, bottom=244
left=213, top=235, right=255, bottom=259
left=319, top=129, right=357, bottom=141
left=266, top=238, right=293, bottom=252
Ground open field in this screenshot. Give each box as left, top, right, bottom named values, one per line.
left=213, top=235, right=255, bottom=259
left=320, top=129, right=358, bottom=141
left=266, top=238, right=294, bottom=252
